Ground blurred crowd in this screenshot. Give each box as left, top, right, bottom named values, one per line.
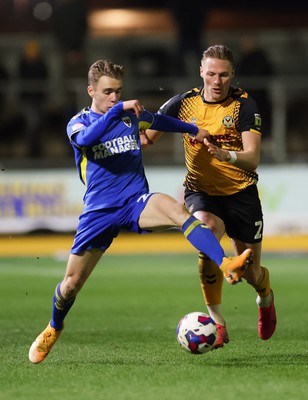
left=0, top=0, right=308, bottom=163
left=0, top=0, right=88, bottom=160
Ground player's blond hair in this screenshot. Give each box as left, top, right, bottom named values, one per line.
left=201, top=45, right=234, bottom=68
left=88, top=60, right=124, bottom=87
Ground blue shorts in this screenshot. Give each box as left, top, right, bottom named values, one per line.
left=71, top=192, right=154, bottom=254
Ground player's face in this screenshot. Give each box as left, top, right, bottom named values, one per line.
left=200, top=58, right=234, bottom=102
left=88, top=75, right=122, bottom=114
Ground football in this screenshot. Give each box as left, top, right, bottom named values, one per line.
left=176, top=311, right=218, bottom=354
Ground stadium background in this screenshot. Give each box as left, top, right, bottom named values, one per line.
left=1, top=5, right=307, bottom=400
left=0, top=1, right=307, bottom=255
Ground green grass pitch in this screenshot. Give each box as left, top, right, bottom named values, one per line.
left=0, top=253, right=307, bottom=400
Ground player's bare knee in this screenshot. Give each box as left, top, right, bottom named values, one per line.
left=61, top=277, right=81, bottom=299
left=172, top=202, right=191, bottom=225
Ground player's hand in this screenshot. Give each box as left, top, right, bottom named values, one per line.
left=140, top=130, right=154, bottom=148
left=204, top=137, right=230, bottom=162
left=191, top=128, right=211, bottom=144
left=122, top=99, right=144, bottom=118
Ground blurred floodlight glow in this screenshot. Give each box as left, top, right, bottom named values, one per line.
left=33, top=1, right=53, bottom=21
left=88, top=9, right=174, bottom=35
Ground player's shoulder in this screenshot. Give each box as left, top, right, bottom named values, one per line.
left=67, top=107, right=91, bottom=134
left=70, top=107, right=91, bottom=122
left=177, top=86, right=203, bottom=101
left=231, top=87, right=260, bottom=129
left=159, top=86, right=202, bottom=115
left=231, top=87, right=257, bottom=105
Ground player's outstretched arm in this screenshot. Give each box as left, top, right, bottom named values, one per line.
left=141, top=126, right=210, bottom=149
left=203, top=132, right=260, bottom=170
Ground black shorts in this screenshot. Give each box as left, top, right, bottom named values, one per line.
left=184, top=185, right=263, bottom=243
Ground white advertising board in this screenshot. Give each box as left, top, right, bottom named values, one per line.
left=0, top=165, right=307, bottom=236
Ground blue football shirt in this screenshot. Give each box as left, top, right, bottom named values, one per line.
left=67, top=101, right=198, bottom=213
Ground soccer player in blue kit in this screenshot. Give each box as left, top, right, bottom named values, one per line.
left=29, top=59, right=253, bottom=364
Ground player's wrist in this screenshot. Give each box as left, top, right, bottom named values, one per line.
left=227, top=151, right=237, bottom=164
left=188, top=126, right=198, bottom=138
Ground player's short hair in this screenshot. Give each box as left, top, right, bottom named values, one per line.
left=88, top=60, right=124, bottom=87
left=201, top=45, right=234, bottom=68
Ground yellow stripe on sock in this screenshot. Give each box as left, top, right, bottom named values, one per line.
left=55, top=289, right=64, bottom=311
left=183, top=220, right=208, bottom=237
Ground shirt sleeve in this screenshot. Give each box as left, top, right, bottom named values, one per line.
left=68, top=101, right=124, bottom=147
left=238, top=96, right=262, bottom=135
left=139, top=109, right=198, bottom=135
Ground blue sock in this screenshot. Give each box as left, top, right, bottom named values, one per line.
left=51, top=282, right=75, bottom=330
left=182, top=216, right=225, bottom=266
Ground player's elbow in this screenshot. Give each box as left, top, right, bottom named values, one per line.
left=247, top=154, right=260, bottom=170
left=146, top=129, right=164, bottom=142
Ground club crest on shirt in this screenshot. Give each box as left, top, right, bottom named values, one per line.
left=122, top=116, right=132, bottom=128
left=222, top=116, right=234, bottom=128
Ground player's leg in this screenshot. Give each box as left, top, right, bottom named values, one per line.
left=29, top=209, right=116, bottom=364
left=138, top=192, right=253, bottom=277
left=29, top=249, right=104, bottom=364
left=198, top=253, right=224, bottom=324
left=198, top=253, right=229, bottom=348
left=231, top=239, right=276, bottom=340
left=185, top=191, right=232, bottom=348
left=53, top=249, right=104, bottom=329
left=194, top=210, right=230, bottom=347
left=225, top=184, right=276, bottom=340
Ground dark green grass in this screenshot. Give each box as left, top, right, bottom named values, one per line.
left=0, top=254, right=307, bottom=400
